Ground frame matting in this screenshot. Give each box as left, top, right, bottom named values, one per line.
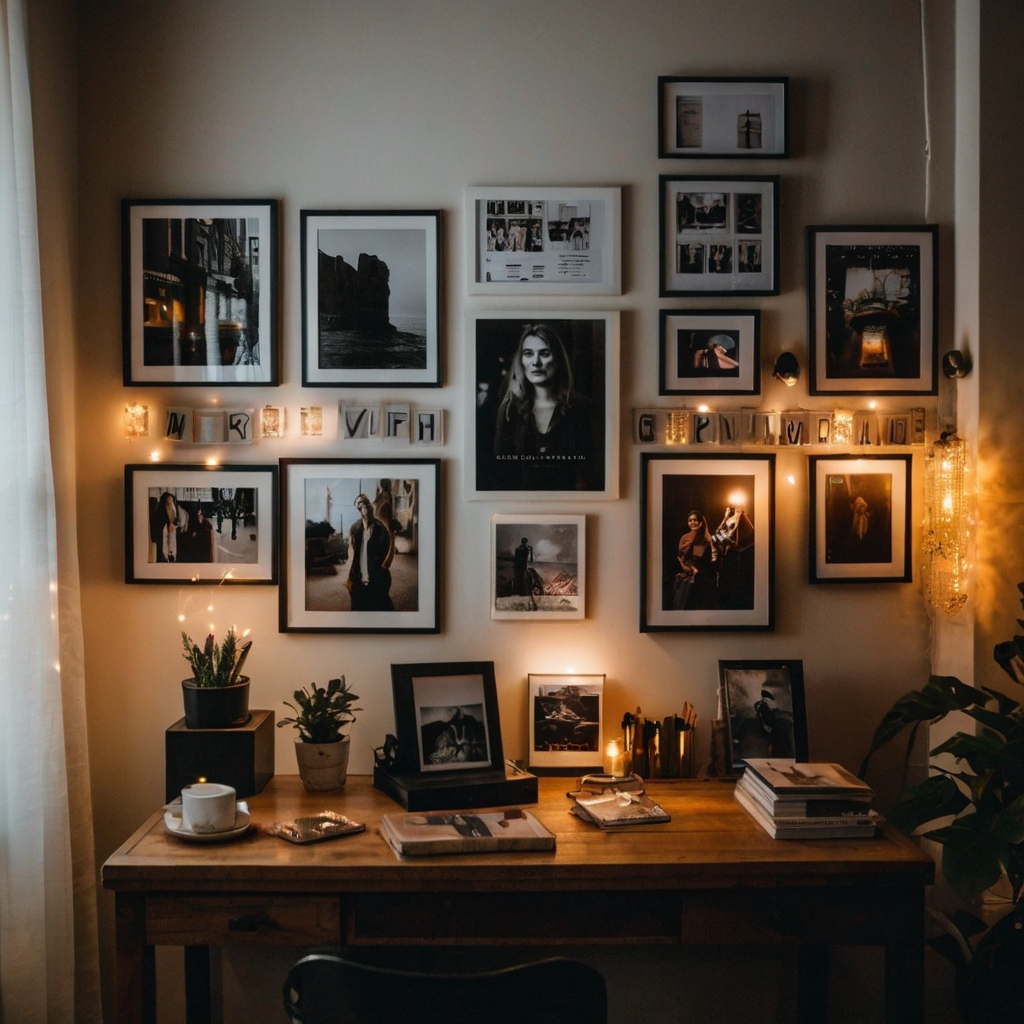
left=659, top=309, right=761, bottom=395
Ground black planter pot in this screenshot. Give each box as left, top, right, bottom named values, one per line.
left=181, top=677, right=251, bottom=729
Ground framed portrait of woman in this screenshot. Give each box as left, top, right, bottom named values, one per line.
left=466, top=312, right=620, bottom=501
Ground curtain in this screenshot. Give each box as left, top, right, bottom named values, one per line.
left=0, top=0, right=101, bottom=1021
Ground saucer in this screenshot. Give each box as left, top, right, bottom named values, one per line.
left=163, top=800, right=252, bottom=842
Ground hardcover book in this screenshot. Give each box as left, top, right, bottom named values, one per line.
left=379, top=807, right=555, bottom=856
left=741, top=759, right=874, bottom=797
left=734, top=784, right=879, bottom=840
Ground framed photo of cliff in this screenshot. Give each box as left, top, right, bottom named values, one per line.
left=300, top=210, right=442, bottom=387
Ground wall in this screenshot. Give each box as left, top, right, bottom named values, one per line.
left=74, top=2, right=960, bottom=1020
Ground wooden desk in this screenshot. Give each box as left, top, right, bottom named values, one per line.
left=102, top=775, right=933, bottom=1024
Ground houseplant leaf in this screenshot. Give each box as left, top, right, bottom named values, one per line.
left=925, top=816, right=1007, bottom=898
left=889, top=773, right=970, bottom=833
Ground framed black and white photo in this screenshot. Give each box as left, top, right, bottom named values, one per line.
left=465, top=187, right=621, bottom=295
left=641, top=452, right=775, bottom=631
left=468, top=312, right=619, bottom=500
left=121, top=199, right=278, bottom=386
left=390, top=662, right=504, bottom=775
left=490, top=514, right=585, bottom=620
left=279, top=458, right=440, bottom=633
left=658, top=77, right=790, bottom=158
left=719, top=660, right=808, bottom=773
left=808, top=454, right=912, bottom=583
left=124, top=464, right=278, bottom=584
left=660, top=175, right=779, bottom=296
left=807, top=225, right=938, bottom=395
left=660, top=309, right=761, bottom=395
left=527, top=673, right=604, bottom=773
left=300, top=210, right=441, bottom=387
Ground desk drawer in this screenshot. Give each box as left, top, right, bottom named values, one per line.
left=146, top=895, right=341, bottom=946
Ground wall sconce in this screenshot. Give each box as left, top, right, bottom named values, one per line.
left=923, top=432, right=969, bottom=617
left=124, top=403, right=149, bottom=439
left=300, top=406, right=323, bottom=437
left=941, top=350, right=972, bottom=379
left=260, top=405, right=284, bottom=439
left=771, top=351, right=800, bottom=387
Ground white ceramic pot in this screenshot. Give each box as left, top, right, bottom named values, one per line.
left=294, top=736, right=351, bottom=792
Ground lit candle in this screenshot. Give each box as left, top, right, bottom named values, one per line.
left=604, top=739, right=625, bottom=777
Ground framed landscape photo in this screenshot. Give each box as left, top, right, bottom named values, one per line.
left=300, top=209, right=441, bottom=387
left=279, top=458, right=440, bottom=633
left=527, top=673, right=604, bottom=774
left=660, top=175, right=779, bottom=296
left=641, top=452, right=775, bottom=631
left=490, top=514, right=585, bottom=620
left=122, top=199, right=278, bottom=386
left=807, top=224, right=938, bottom=395
left=124, top=464, right=278, bottom=584
left=465, top=186, right=621, bottom=295
left=808, top=454, right=912, bottom=583
left=718, top=660, right=808, bottom=773
left=467, top=311, right=619, bottom=501
left=660, top=309, right=761, bottom=395
left=658, top=76, right=789, bottom=158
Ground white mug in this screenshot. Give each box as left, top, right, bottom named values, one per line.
left=181, top=782, right=237, bottom=833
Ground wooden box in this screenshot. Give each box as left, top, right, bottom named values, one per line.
left=373, top=763, right=537, bottom=811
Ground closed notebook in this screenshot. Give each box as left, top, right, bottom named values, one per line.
left=379, top=808, right=555, bottom=856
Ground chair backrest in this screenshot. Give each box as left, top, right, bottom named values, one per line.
left=283, top=952, right=607, bottom=1024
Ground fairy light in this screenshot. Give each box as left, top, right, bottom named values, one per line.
left=923, top=432, right=968, bottom=617
left=124, top=404, right=149, bottom=439
left=300, top=406, right=323, bottom=437
left=260, top=405, right=284, bottom=438
left=665, top=411, right=688, bottom=445
left=831, top=410, right=854, bottom=446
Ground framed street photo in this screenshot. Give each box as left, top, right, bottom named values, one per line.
left=468, top=312, right=619, bottom=500
left=279, top=458, right=440, bottom=633
left=465, top=186, right=621, bottom=295
left=641, top=452, right=775, bottom=631
left=660, top=309, right=761, bottom=395
left=808, top=454, right=912, bottom=583
left=658, top=76, right=790, bottom=158
left=124, top=464, right=278, bottom=584
left=121, top=199, right=278, bottom=386
left=527, top=673, right=604, bottom=774
left=807, top=225, right=938, bottom=395
left=660, top=175, right=779, bottom=296
left=490, top=514, right=585, bottom=620
left=300, top=210, right=441, bottom=387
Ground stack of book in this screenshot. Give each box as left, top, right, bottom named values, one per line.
left=734, top=758, right=878, bottom=839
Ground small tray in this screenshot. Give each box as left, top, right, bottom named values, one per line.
left=268, top=811, right=365, bottom=844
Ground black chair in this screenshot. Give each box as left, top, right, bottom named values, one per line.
left=283, top=951, right=607, bottom=1024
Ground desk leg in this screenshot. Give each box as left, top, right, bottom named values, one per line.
left=885, top=941, right=924, bottom=1024
left=184, top=945, right=212, bottom=1024
left=796, top=945, right=829, bottom=1024
left=114, top=893, right=155, bottom=1024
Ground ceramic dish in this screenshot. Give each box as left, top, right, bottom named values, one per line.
left=163, top=800, right=252, bottom=843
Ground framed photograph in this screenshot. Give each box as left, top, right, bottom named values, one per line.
left=490, top=514, right=585, bottom=620
left=641, top=452, right=775, bottom=631
left=390, top=662, right=504, bottom=775
left=719, top=660, right=808, bottom=773
left=527, top=673, right=604, bottom=773
left=124, top=464, right=278, bottom=584
left=468, top=312, right=619, bottom=500
left=660, top=175, right=779, bottom=296
left=465, top=186, right=621, bottom=295
left=808, top=454, right=912, bottom=583
left=121, top=199, right=278, bottom=386
left=658, top=76, right=789, bottom=158
left=659, top=309, right=761, bottom=395
left=300, top=209, right=441, bottom=387
left=807, top=224, right=938, bottom=395
left=279, top=458, right=440, bottom=633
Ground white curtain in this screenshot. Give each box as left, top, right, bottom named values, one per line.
left=0, top=1, right=101, bottom=1021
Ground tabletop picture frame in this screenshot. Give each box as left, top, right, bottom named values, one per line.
left=808, top=453, right=913, bottom=583
left=527, top=673, right=604, bottom=774
left=659, top=309, right=761, bottom=395
left=660, top=175, right=779, bottom=296
left=300, top=209, right=442, bottom=387
left=807, top=224, right=938, bottom=395
left=122, top=198, right=278, bottom=386
left=658, top=76, right=790, bottom=158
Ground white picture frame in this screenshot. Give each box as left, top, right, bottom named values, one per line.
left=527, top=673, right=605, bottom=773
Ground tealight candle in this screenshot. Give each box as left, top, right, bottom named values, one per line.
left=604, top=739, right=625, bottom=777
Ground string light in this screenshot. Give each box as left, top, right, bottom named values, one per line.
left=923, top=432, right=968, bottom=617
left=124, top=404, right=149, bottom=439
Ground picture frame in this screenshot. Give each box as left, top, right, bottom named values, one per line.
left=390, top=661, right=504, bottom=775
left=806, top=224, right=938, bottom=395
left=808, top=454, right=913, bottom=584
left=490, top=514, right=585, bottom=620
left=658, top=76, right=790, bottom=158
left=279, top=458, right=440, bottom=633
left=121, top=199, right=278, bottom=386
left=124, top=463, right=278, bottom=584
left=660, top=175, right=779, bottom=296
left=467, top=311, right=619, bottom=500
left=465, top=186, right=621, bottom=295
left=640, top=452, right=775, bottom=631
left=659, top=309, right=761, bottom=395
left=718, top=660, right=808, bottom=773
left=300, top=209, right=442, bottom=387
left=527, top=673, right=604, bottom=773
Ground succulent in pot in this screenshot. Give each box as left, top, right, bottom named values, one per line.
left=180, top=628, right=252, bottom=729
left=278, top=677, right=361, bottom=792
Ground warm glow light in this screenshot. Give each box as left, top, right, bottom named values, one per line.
left=787, top=474, right=796, bottom=485
left=727, top=490, right=747, bottom=507
left=831, top=410, right=854, bottom=446
left=697, top=404, right=710, bottom=413
left=178, top=614, right=186, bottom=622
left=924, top=433, right=968, bottom=617
left=124, top=403, right=149, bottom=439
left=205, top=457, right=219, bottom=467
left=868, top=400, right=878, bottom=410
left=149, top=450, right=161, bottom=462
left=260, top=405, right=284, bottom=439
left=300, top=406, right=324, bottom=437
left=665, top=411, right=688, bottom=445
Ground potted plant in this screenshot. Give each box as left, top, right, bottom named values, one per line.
left=860, top=581, right=1024, bottom=1022
left=278, top=676, right=361, bottom=792
left=180, top=628, right=252, bottom=729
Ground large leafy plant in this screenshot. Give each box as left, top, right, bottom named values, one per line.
left=278, top=677, right=361, bottom=744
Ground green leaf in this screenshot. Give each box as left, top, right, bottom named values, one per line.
left=993, top=794, right=1024, bottom=845
left=981, top=686, right=1023, bottom=718
left=890, top=774, right=970, bottom=833
left=925, top=817, right=1008, bottom=899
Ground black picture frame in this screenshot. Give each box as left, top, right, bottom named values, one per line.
left=719, top=659, right=808, bottom=773
left=121, top=198, right=279, bottom=386
left=390, top=661, right=504, bottom=776
left=659, top=309, right=761, bottom=395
